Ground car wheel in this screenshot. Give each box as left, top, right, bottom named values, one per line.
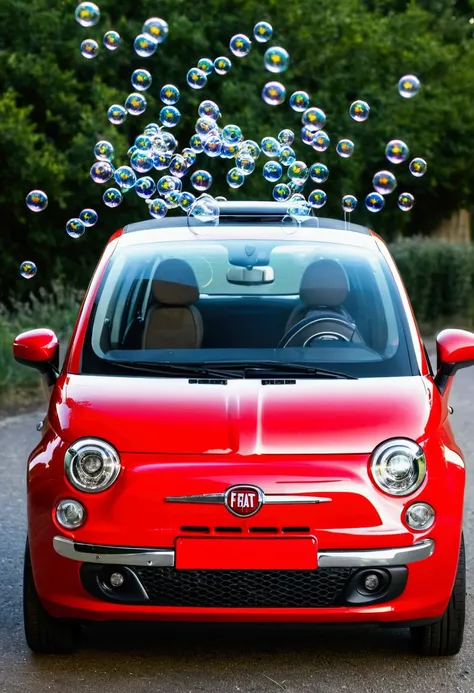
left=23, top=540, right=80, bottom=654
left=411, top=533, right=465, bottom=656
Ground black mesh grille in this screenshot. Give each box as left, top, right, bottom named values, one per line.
left=134, top=567, right=353, bottom=608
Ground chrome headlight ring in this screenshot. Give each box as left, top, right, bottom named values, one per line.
left=370, top=438, right=426, bottom=497
left=65, top=438, right=121, bottom=493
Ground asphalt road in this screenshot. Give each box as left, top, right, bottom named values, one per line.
left=0, top=366, right=473, bottom=693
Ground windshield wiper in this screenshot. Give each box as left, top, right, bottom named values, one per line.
left=202, top=360, right=358, bottom=380
left=104, top=360, right=244, bottom=379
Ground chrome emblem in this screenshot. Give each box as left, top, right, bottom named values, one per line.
left=224, top=485, right=264, bottom=517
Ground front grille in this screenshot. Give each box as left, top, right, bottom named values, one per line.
left=134, top=567, right=353, bottom=608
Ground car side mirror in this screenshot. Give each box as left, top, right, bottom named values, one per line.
left=13, top=329, right=60, bottom=386
left=434, top=329, right=474, bottom=394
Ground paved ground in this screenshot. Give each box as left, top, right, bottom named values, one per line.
left=0, top=364, right=473, bottom=693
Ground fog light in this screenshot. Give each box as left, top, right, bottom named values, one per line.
left=56, top=499, right=85, bottom=529
left=405, top=502, right=435, bottom=530
left=110, top=572, right=125, bottom=588
left=364, top=573, right=380, bottom=592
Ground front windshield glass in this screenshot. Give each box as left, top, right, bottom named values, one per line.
left=81, top=232, right=417, bottom=378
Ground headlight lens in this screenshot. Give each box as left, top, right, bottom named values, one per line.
left=65, top=438, right=121, bottom=493
left=370, top=439, right=426, bottom=496
left=56, top=499, right=85, bottom=528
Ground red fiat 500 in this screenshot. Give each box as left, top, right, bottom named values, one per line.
left=14, top=203, right=472, bottom=655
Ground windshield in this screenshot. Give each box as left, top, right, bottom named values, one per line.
left=81, top=232, right=417, bottom=378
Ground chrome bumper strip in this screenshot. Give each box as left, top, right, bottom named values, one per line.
left=165, top=492, right=332, bottom=505
left=54, top=536, right=434, bottom=569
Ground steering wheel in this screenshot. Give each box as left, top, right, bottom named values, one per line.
left=278, top=314, right=358, bottom=348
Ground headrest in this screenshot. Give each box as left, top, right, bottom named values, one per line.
left=152, top=259, right=200, bottom=306
left=300, top=259, right=349, bottom=308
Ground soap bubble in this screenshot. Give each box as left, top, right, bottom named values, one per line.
left=90, top=161, right=114, bottom=184
left=230, top=34, right=252, bottom=57
left=187, top=68, right=207, bottom=90
left=191, top=170, right=213, bottom=191
left=222, top=124, right=243, bottom=144
left=215, top=196, right=228, bottom=203
left=94, top=140, right=114, bottom=161
left=398, top=74, right=420, bottom=99
left=350, top=100, right=370, bottom=122
left=157, top=175, right=180, bottom=195
left=114, top=165, right=137, bottom=190
left=342, top=195, right=358, bottom=213
left=20, top=261, right=37, bottom=279
left=409, top=157, right=427, bottom=177
left=241, top=140, right=261, bottom=159
left=301, top=126, right=315, bottom=145
left=263, top=161, right=283, bottom=182
left=128, top=145, right=138, bottom=157
left=288, top=198, right=311, bottom=222
left=264, top=46, right=290, bottom=73
left=125, top=93, right=147, bottom=115
left=135, top=176, right=156, bottom=198
left=148, top=198, right=168, bottom=219
left=169, top=155, right=188, bottom=178
left=66, top=218, right=86, bottom=238
left=189, top=196, right=220, bottom=228
left=131, top=69, right=152, bottom=92
left=144, top=123, right=160, bottom=135
left=203, top=135, right=222, bottom=157
left=75, top=2, right=99, bottom=27
left=198, top=58, right=214, bottom=74
left=160, top=84, right=180, bottom=106
left=196, top=117, right=215, bottom=137
left=135, top=135, right=152, bottom=151
left=161, top=131, right=178, bottom=154
left=107, top=104, right=127, bottom=125
left=235, top=153, right=256, bottom=174
left=373, top=170, right=397, bottom=195
left=302, top=107, right=326, bottom=131
left=227, top=168, right=245, bottom=188
left=288, top=161, right=309, bottom=185
left=153, top=152, right=171, bottom=170
left=308, top=189, right=327, bottom=209
left=273, top=183, right=291, bottom=202
left=385, top=140, right=409, bottom=164
left=80, top=39, right=99, bottom=59
left=103, top=31, right=120, bottom=51
left=190, top=134, right=204, bottom=153
left=79, top=208, right=98, bottom=226
left=134, top=34, right=158, bottom=57
left=214, top=56, right=232, bottom=75
left=336, top=139, right=354, bottom=158
left=312, top=131, right=330, bottom=152
left=179, top=192, right=196, bottom=210
left=290, top=91, right=310, bottom=112
left=310, top=163, right=329, bottom=184
left=26, top=190, right=48, bottom=212
left=130, top=150, right=154, bottom=173
left=262, top=81, right=286, bottom=106
left=289, top=184, right=306, bottom=195
left=159, top=106, right=181, bottom=127
left=279, top=145, right=296, bottom=167
left=254, top=21, right=273, bottom=42
left=221, top=142, right=241, bottom=158
left=199, top=100, right=220, bottom=120
left=398, top=192, right=415, bottom=211
left=142, top=17, right=169, bottom=44
left=261, top=136, right=281, bottom=158
left=103, top=187, right=123, bottom=208
left=278, top=129, right=294, bottom=145
left=365, top=192, right=385, bottom=213
left=164, top=191, right=180, bottom=209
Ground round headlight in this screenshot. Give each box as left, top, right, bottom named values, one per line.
left=56, top=499, right=85, bottom=529
left=65, top=438, right=121, bottom=493
left=405, top=502, right=435, bottom=530
left=370, top=439, right=426, bottom=496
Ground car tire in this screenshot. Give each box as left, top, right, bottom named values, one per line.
left=23, top=540, right=80, bottom=654
left=410, top=533, right=465, bottom=657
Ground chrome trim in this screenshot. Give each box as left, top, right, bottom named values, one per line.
left=166, top=493, right=226, bottom=504
left=165, top=491, right=332, bottom=505
left=264, top=495, right=332, bottom=505
left=53, top=536, right=175, bottom=567
left=318, top=539, right=435, bottom=568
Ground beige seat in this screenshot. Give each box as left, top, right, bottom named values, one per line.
left=142, top=259, right=203, bottom=349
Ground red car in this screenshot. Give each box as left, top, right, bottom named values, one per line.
left=14, top=202, right=473, bottom=655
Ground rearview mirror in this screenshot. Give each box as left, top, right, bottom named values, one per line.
left=227, top=266, right=275, bottom=286
left=434, top=329, right=474, bottom=394
left=13, top=329, right=59, bottom=386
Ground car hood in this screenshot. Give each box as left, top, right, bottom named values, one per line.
left=50, top=374, right=438, bottom=455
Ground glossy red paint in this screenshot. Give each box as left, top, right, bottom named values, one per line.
left=436, top=328, right=474, bottom=368
left=13, top=328, right=58, bottom=364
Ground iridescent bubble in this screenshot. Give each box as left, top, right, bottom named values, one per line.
left=128, top=145, right=138, bottom=157
left=273, top=183, right=291, bottom=202
left=187, top=68, right=207, bottom=90
left=94, top=140, right=114, bottom=161
left=79, top=208, right=98, bottom=226
left=365, top=192, right=385, bottom=213
left=135, top=135, right=152, bottom=151
left=159, top=106, right=181, bottom=127
left=235, top=153, right=256, bottom=175
left=103, top=187, right=123, bottom=208
left=203, top=135, right=222, bottom=158
left=189, top=196, right=220, bottom=228
left=287, top=198, right=311, bottom=222
left=107, top=104, right=127, bottom=125
left=342, top=195, right=358, bottom=213
left=20, top=261, right=37, bottom=279
left=241, top=140, right=261, bottom=159
left=190, top=134, right=204, bottom=153
left=290, top=91, right=310, bottom=112
left=214, top=56, right=232, bottom=75
left=114, top=166, right=137, bottom=190
left=302, top=107, right=326, bottom=132
left=310, top=163, right=329, bottom=184
left=263, top=161, right=283, bottom=182
left=398, top=192, right=415, bottom=211
left=125, top=93, right=147, bottom=116
left=135, top=176, right=156, bottom=199
left=230, top=34, right=252, bottom=57
left=196, top=117, right=215, bottom=137
left=261, top=136, right=281, bottom=158
left=198, top=58, right=214, bottom=75
left=289, top=183, right=306, bottom=195
left=150, top=152, right=168, bottom=170
left=301, top=126, right=315, bottom=145
left=26, top=190, right=48, bottom=212
left=221, top=142, right=241, bottom=158
left=168, top=155, right=187, bottom=178
left=90, top=161, right=114, bottom=184
left=134, top=33, right=158, bottom=58
left=215, top=196, right=228, bottom=202
left=278, top=129, right=294, bottom=145
left=227, top=168, right=245, bottom=188
left=312, top=131, right=330, bottom=152
left=279, top=146, right=296, bottom=167
left=81, top=39, right=99, bottom=59
left=161, top=131, right=178, bottom=154
left=164, top=191, right=180, bottom=209
left=350, top=100, right=370, bottom=122
left=191, top=170, right=213, bottom=191
left=142, top=17, right=169, bottom=44
left=336, top=139, right=355, bottom=158
left=179, top=191, right=196, bottom=210
left=143, top=123, right=160, bottom=136
left=264, top=46, right=290, bottom=73
left=148, top=198, right=168, bottom=219
left=157, top=175, right=180, bottom=195
left=160, top=84, right=180, bottom=106
left=75, top=2, right=100, bottom=27
left=254, top=21, right=273, bottom=43
left=262, top=81, right=286, bottom=106
left=398, top=74, right=420, bottom=99
left=103, top=31, right=121, bottom=51
left=409, top=158, right=427, bottom=177
left=130, top=150, right=154, bottom=173
left=131, top=69, right=152, bottom=92
left=308, top=189, right=327, bottom=209
left=385, top=140, right=409, bottom=164
left=373, top=170, right=397, bottom=195
left=199, top=100, right=220, bottom=121
left=288, top=161, right=309, bottom=184
left=66, top=218, right=86, bottom=238
left=222, top=124, right=242, bottom=144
